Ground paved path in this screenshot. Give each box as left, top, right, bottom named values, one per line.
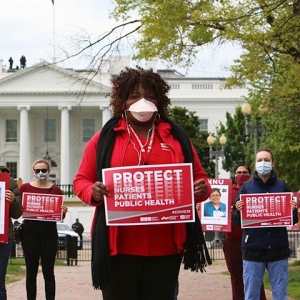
left=7, top=259, right=291, bottom=300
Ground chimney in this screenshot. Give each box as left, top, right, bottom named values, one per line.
left=109, top=56, right=130, bottom=75
left=146, top=58, right=158, bottom=72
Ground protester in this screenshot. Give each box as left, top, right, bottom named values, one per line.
left=203, top=188, right=226, bottom=217
left=20, top=158, right=68, bottom=300
left=72, top=218, right=84, bottom=249
left=232, top=148, right=298, bottom=300
left=0, top=166, right=22, bottom=300
left=73, top=66, right=212, bottom=300
left=223, top=163, right=266, bottom=300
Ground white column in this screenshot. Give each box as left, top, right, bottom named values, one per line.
left=18, top=106, right=30, bottom=183
left=58, top=106, right=71, bottom=185
left=100, top=106, right=111, bottom=127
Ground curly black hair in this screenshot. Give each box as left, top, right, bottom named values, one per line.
left=109, top=66, right=171, bottom=117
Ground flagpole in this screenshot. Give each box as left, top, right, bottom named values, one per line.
left=52, top=0, right=56, bottom=64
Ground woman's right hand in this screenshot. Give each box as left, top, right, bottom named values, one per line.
left=92, top=181, right=110, bottom=202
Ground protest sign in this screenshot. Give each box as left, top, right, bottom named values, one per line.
left=241, top=192, right=293, bottom=228
left=22, top=192, right=64, bottom=221
left=0, top=173, right=10, bottom=244
left=198, top=178, right=232, bottom=232
left=103, top=163, right=195, bottom=225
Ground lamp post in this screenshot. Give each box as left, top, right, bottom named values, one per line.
left=207, top=130, right=227, bottom=178
left=206, top=128, right=227, bottom=246
left=241, top=102, right=266, bottom=158
left=44, top=107, right=58, bottom=168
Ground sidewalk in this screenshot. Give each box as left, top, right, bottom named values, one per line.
left=6, top=260, right=278, bottom=300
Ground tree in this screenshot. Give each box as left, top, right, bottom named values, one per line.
left=65, top=0, right=300, bottom=190
left=168, top=106, right=215, bottom=177
left=111, top=1, right=300, bottom=65
left=219, top=106, right=249, bottom=175
left=116, top=0, right=300, bottom=190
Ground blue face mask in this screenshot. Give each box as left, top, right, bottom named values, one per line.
left=255, top=161, right=272, bottom=176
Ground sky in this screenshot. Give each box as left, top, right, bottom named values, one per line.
left=1, top=0, right=242, bottom=77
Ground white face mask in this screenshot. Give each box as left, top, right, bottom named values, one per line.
left=34, top=171, right=49, bottom=182
left=127, top=98, right=158, bottom=122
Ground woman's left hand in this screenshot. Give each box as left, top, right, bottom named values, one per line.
left=194, top=179, right=207, bottom=197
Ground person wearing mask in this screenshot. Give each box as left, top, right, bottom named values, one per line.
left=223, top=163, right=266, bottom=300
left=232, top=148, right=298, bottom=300
left=73, top=66, right=212, bottom=300
left=20, top=159, right=68, bottom=300
left=0, top=166, right=22, bottom=300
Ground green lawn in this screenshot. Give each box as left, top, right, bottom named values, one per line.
left=6, top=258, right=66, bottom=284
left=222, top=260, right=300, bottom=300
left=263, top=260, right=300, bottom=300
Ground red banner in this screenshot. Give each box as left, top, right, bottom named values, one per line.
left=0, top=173, right=11, bottom=244
left=198, top=178, right=232, bottom=232
left=288, top=192, right=300, bottom=230
left=103, top=163, right=195, bottom=225
left=241, top=192, right=293, bottom=228
left=22, top=192, right=64, bottom=221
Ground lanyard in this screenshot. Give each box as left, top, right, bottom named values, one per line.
left=129, top=125, right=155, bottom=154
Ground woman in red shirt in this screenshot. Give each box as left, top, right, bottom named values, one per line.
left=20, top=159, right=68, bottom=300
left=74, top=67, right=211, bottom=300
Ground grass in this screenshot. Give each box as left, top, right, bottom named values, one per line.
left=263, top=260, right=300, bottom=300
left=6, top=258, right=67, bottom=284
left=222, top=260, right=300, bottom=300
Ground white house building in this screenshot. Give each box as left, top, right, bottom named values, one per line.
left=0, top=57, right=248, bottom=185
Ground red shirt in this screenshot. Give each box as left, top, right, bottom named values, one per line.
left=225, top=184, right=243, bottom=239
left=74, top=118, right=211, bottom=256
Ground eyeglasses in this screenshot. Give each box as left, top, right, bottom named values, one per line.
left=34, top=169, right=48, bottom=174
left=236, top=171, right=249, bottom=175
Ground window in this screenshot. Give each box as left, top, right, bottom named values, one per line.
left=6, top=162, right=17, bottom=179
left=45, top=119, right=56, bottom=141
left=6, top=120, right=17, bottom=142
left=192, top=84, right=213, bottom=90
left=83, top=119, right=95, bottom=142
left=200, top=119, right=208, bottom=132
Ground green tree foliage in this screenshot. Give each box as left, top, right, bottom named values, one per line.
left=111, top=0, right=300, bottom=190
left=219, top=106, right=249, bottom=175
left=167, top=106, right=215, bottom=177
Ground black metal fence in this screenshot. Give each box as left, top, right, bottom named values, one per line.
left=204, top=230, right=300, bottom=261
left=10, top=230, right=300, bottom=263
left=57, top=184, right=76, bottom=198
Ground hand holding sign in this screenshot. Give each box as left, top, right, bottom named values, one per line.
left=194, top=179, right=207, bottom=197
left=92, top=181, right=110, bottom=202
left=235, top=199, right=244, bottom=211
